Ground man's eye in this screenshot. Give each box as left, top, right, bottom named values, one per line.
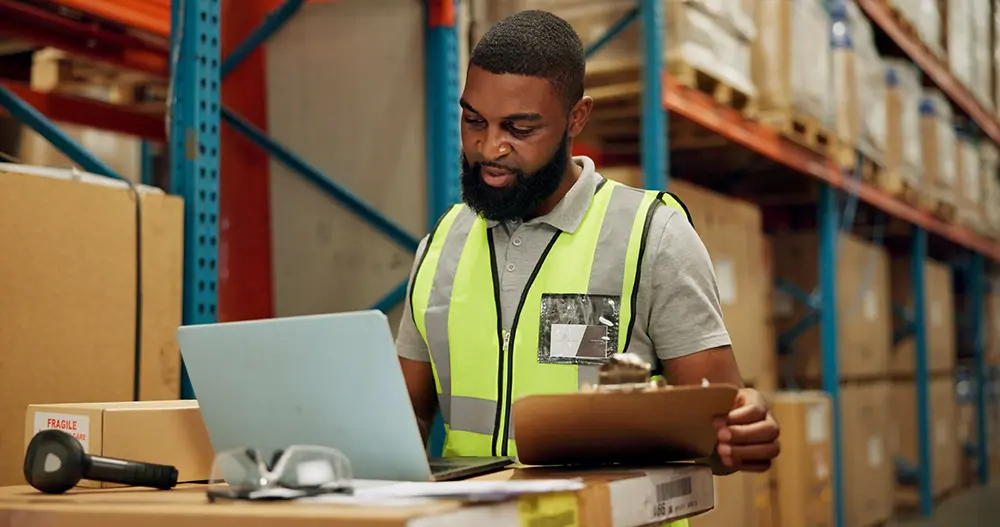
left=464, top=117, right=485, bottom=126
left=509, top=126, right=533, bottom=136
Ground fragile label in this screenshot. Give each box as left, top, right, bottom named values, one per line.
left=715, top=258, right=737, bottom=306
left=33, top=412, right=90, bottom=452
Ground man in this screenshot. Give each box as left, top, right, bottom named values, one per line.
left=397, top=9, right=779, bottom=483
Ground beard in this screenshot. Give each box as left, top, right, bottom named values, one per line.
left=460, top=130, right=570, bottom=223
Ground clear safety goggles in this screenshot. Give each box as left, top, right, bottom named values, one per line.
left=206, top=445, right=353, bottom=501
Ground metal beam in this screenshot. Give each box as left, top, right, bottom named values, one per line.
left=584, top=8, right=638, bottom=59
left=911, top=227, right=933, bottom=516
left=221, top=0, right=306, bottom=78
left=969, top=251, right=989, bottom=485
left=171, top=0, right=221, bottom=399
left=0, top=84, right=125, bottom=180
left=221, top=106, right=420, bottom=252
left=640, top=0, right=666, bottom=190
left=818, top=183, right=844, bottom=527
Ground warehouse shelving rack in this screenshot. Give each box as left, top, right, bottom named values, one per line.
left=0, top=1, right=996, bottom=525
left=582, top=2, right=997, bottom=527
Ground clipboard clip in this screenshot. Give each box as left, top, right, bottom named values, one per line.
left=586, top=353, right=712, bottom=392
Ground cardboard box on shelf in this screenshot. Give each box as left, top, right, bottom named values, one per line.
left=23, top=401, right=214, bottom=488
left=889, top=378, right=961, bottom=501
left=882, top=59, right=924, bottom=194
left=889, top=257, right=956, bottom=375
left=841, top=382, right=893, bottom=527
left=770, top=232, right=892, bottom=381
left=753, top=0, right=832, bottom=129
left=843, top=2, right=886, bottom=163
left=599, top=168, right=773, bottom=386
left=0, top=164, right=184, bottom=487
left=885, top=0, right=944, bottom=58
left=771, top=391, right=834, bottom=527
left=955, top=130, right=983, bottom=230
left=919, top=90, right=959, bottom=212
left=478, top=0, right=757, bottom=102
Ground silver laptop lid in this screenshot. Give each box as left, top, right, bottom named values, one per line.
left=176, top=310, right=433, bottom=482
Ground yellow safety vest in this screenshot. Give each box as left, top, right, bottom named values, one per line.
left=410, top=178, right=693, bottom=526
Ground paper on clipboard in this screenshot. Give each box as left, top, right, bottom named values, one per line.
left=306, top=479, right=586, bottom=504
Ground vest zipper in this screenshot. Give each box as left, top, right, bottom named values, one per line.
left=496, top=231, right=562, bottom=456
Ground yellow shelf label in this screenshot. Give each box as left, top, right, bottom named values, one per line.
left=517, top=492, right=579, bottom=527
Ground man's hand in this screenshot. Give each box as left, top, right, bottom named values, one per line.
left=714, top=388, right=780, bottom=472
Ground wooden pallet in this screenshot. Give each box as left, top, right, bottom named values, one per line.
left=584, top=57, right=758, bottom=121
left=30, top=48, right=167, bottom=111
left=756, top=110, right=837, bottom=159
left=666, top=59, right=757, bottom=117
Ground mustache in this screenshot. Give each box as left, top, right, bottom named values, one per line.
left=473, top=160, right=520, bottom=173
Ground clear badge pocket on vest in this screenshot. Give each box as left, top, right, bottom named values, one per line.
left=537, top=293, right=621, bottom=365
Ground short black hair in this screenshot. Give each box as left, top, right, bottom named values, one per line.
left=470, top=10, right=586, bottom=110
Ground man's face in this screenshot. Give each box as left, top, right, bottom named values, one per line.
left=459, top=65, right=572, bottom=222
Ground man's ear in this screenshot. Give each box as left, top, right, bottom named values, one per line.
left=567, top=96, right=594, bottom=139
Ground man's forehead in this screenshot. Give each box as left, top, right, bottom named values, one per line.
left=462, top=66, right=559, bottom=116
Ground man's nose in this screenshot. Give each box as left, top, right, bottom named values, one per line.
left=480, top=129, right=511, bottom=160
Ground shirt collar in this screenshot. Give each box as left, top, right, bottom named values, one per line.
left=484, top=156, right=601, bottom=234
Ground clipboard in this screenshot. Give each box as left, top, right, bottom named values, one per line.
left=511, top=384, right=739, bottom=466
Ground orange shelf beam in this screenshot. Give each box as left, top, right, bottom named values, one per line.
left=662, top=74, right=1000, bottom=262
left=857, top=0, right=1000, bottom=145
left=0, top=81, right=166, bottom=141
left=51, top=0, right=171, bottom=38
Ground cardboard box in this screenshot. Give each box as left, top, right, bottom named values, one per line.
left=883, top=59, right=924, bottom=192
left=840, top=382, right=893, bottom=527
left=0, top=164, right=184, bottom=486
left=0, top=464, right=716, bottom=527
left=919, top=90, right=959, bottom=209
left=598, top=168, right=774, bottom=385
left=889, top=378, right=961, bottom=499
left=753, top=0, right=832, bottom=127
left=688, top=472, right=754, bottom=527
left=771, top=232, right=892, bottom=380
left=889, top=257, right=956, bottom=375
left=771, top=391, right=834, bottom=527
left=24, top=401, right=214, bottom=488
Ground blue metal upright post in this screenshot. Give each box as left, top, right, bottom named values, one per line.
left=640, top=0, right=666, bottom=190
left=818, top=184, right=843, bottom=527
left=424, top=0, right=461, bottom=458
left=170, top=0, right=221, bottom=400
left=424, top=0, right=461, bottom=228
left=969, top=251, right=989, bottom=485
left=911, top=227, right=933, bottom=515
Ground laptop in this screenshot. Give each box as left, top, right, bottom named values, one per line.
left=176, top=310, right=512, bottom=482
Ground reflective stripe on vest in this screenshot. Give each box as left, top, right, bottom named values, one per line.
left=410, top=179, right=691, bottom=459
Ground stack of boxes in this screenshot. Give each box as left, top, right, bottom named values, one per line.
left=918, top=90, right=959, bottom=215
left=752, top=0, right=832, bottom=130
left=882, top=59, right=924, bottom=195
left=474, top=0, right=757, bottom=101
left=884, top=0, right=944, bottom=59
left=888, top=258, right=961, bottom=504
left=770, top=232, right=893, bottom=527
left=597, top=166, right=777, bottom=527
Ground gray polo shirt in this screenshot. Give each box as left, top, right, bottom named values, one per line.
left=396, top=156, right=731, bottom=368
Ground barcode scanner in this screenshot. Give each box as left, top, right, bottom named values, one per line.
left=23, top=429, right=179, bottom=494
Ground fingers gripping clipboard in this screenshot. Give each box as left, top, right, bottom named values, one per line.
left=511, top=358, right=739, bottom=466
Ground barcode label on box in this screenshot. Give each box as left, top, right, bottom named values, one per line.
left=651, top=476, right=695, bottom=520
left=33, top=412, right=90, bottom=451
left=656, top=477, right=692, bottom=502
